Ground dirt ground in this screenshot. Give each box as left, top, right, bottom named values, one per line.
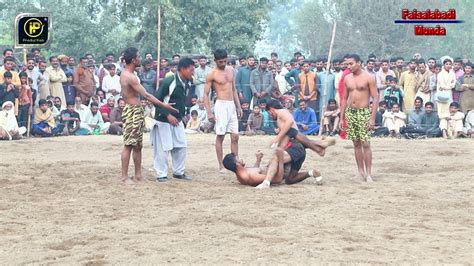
left=0, top=134, right=472, bottom=264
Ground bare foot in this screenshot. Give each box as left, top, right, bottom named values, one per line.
left=119, top=177, right=135, bottom=185
left=320, top=137, right=336, bottom=148
left=219, top=168, right=227, bottom=174
left=365, top=175, right=374, bottom=182
left=134, top=176, right=147, bottom=183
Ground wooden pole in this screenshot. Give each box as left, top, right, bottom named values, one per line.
left=318, top=22, right=337, bottom=136
left=156, top=6, right=161, bottom=92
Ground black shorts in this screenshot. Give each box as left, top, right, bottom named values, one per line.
left=285, top=141, right=306, bottom=172
left=286, top=127, right=298, bottom=139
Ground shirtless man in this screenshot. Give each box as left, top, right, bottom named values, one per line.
left=223, top=147, right=323, bottom=188
left=265, top=99, right=335, bottom=157
left=119, top=47, right=177, bottom=184
left=204, top=49, right=242, bottom=172
left=339, top=54, right=378, bottom=182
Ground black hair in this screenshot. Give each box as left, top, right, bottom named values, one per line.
left=417, top=58, right=425, bottom=64
left=172, top=54, right=180, bottom=59
left=328, top=99, right=337, bottom=105
left=367, top=59, right=375, bottom=64
left=258, top=99, right=267, bottom=105
left=31, top=48, right=40, bottom=53
left=199, top=55, right=207, bottom=60
left=425, top=101, right=434, bottom=108
left=39, top=99, right=47, bottom=106
left=191, top=94, right=198, bottom=99
left=302, top=60, right=310, bottom=66
left=315, top=57, right=323, bottom=63
left=117, top=98, right=125, bottom=104
left=66, top=102, right=75, bottom=107
left=106, top=53, right=114, bottom=57
left=19, top=71, right=28, bottom=78
left=247, top=55, right=255, bottom=59
left=2, top=48, right=13, bottom=56
left=265, top=99, right=283, bottom=110
left=271, top=52, right=278, bottom=57
left=79, top=56, right=87, bottom=62
left=123, top=47, right=139, bottom=64
left=379, top=100, right=387, bottom=106
left=293, top=51, right=302, bottom=58
left=368, top=53, right=376, bottom=59
left=90, top=102, right=99, bottom=108
left=143, top=59, right=153, bottom=66
left=443, top=58, right=452, bottom=65
left=259, top=57, right=269, bottom=63
left=84, top=53, right=94, bottom=58
left=66, top=72, right=74, bottom=78
left=239, top=56, right=246, bottom=61
left=54, top=97, right=61, bottom=101
left=449, top=102, right=459, bottom=108
left=415, top=96, right=423, bottom=104
left=223, top=153, right=238, bottom=173
left=396, top=57, right=404, bottom=62
left=49, top=56, right=58, bottom=62
left=3, top=71, right=12, bottom=78
left=428, top=57, right=436, bottom=61
left=347, top=54, right=361, bottom=62
left=145, top=52, right=152, bottom=56
left=214, top=49, right=228, bottom=60
left=465, top=62, right=473, bottom=68
left=392, top=103, right=400, bottom=107
left=409, top=59, right=417, bottom=64
left=27, top=57, right=36, bottom=63
left=435, top=63, right=442, bottom=68
left=381, top=59, right=389, bottom=64
left=3, top=56, right=14, bottom=64
left=453, top=57, right=463, bottom=63
left=332, top=58, right=340, bottom=64
left=177, top=58, right=195, bottom=70
left=191, top=110, right=198, bottom=116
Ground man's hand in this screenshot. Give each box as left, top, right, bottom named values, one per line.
left=163, top=103, right=178, bottom=114
left=167, top=114, right=179, bottom=126
left=367, top=118, right=375, bottom=130
left=208, top=112, right=216, bottom=123
left=301, top=124, right=308, bottom=131
left=256, top=180, right=270, bottom=189
left=255, top=92, right=261, bottom=98
left=339, top=119, right=346, bottom=131
left=28, top=107, right=33, bottom=115
left=461, top=84, right=468, bottom=90
left=467, top=129, right=472, bottom=137
left=7, top=84, right=14, bottom=92
left=261, top=91, right=267, bottom=97
left=236, top=107, right=243, bottom=119
left=111, top=89, right=117, bottom=95
left=255, top=150, right=264, bottom=161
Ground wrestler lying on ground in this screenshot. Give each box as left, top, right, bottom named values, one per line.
left=222, top=141, right=323, bottom=189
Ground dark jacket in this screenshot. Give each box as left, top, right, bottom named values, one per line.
left=154, top=73, right=189, bottom=123
left=0, top=83, right=18, bottom=107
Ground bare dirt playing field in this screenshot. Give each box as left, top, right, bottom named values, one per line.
left=0, top=134, right=472, bottom=264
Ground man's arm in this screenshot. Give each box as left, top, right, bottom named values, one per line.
left=73, top=69, right=85, bottom=94
left=128, top=74, right=176, bottom=113
left=235, top=69, right=242, bottom=93
left=368, top=76, right=379, bottom=129
left=339, top=78, right=350, bottom=126
left=264, top=72, right=273, bottom=94
left=203, top=71, right=214, bottom=120
left=285, top=70, right=295, bottom=86
left=273, top=110, right=294, bottom=146
left=249, top=70, right=257, bottom=94
left=60, top=69, right=67, bottom=83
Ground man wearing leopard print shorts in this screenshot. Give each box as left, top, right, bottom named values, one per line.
left=339, top=54, right=379, bottom=182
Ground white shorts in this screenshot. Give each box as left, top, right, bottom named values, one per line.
left=214, top=100, right=239, bottom=135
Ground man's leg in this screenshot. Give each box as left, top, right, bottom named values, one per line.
left=120, top=145, right=134, bottom=184
left=285, top=169, right=322, bottom=185
left=132, top=144, right=144, bottom=181
left=216, top=135, right=225, bottom=171
left=230, top=133, right=239, bottom=158
left=295, top=133, right=335, bottom=156
left=171, top=147, right=186, bottom=175
left=362, top=141, right=373, bottom=182
left=353, top=140, right=365, bottom=178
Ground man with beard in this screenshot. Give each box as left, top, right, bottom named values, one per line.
left=25, top=57, right=43, bottom=106
left=58, top=55, right=73, bottom=76
left=99, top=96, right=115, bottom=122
left=73, top=57, right=95, bottom=104
left=399, top=59, right=417, bottom=112
left=119, top=47, right=177, bottom=184
left=427, top=57, right=437, bottom=73
left=204, top=49, right=243, bottom=172
left=44, top=56, right=67, bottom=108
left=236, top=55, right=256, bottom=105
left=376, top=59, right=396, bottom=100
left=414, top=60, right=431, bottom=104
left=82, top=102, right=110, bottom=134
left=193, top=55, right=212, bottom=99
left=139, top=59, right=157, bottom=95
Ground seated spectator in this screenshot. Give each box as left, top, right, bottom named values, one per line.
left=401, top=101, right=441, bottom=138
left=185, top=110, right=201, bottom=134
left=284, top=97, right=295, bottom=113
left=239, top=101, right=251, bottom=134
left=373, top=100, right=389, bottom=137
left=259, top=100, right=277, bottom=135
left=51, top=97, right=65, bottom=124
left=463, top=110, right=473, bottom=138
left=74, top=96, right=91, bottom=123
left=440, top=102, right=464, bottom=139
left=293, top=100, right=319, bottom=135
left=408, top=97, right=425, bottom=126
left=109, top=98, right=125, bottom=135
left=96, top=90, right=106, bottom=106
left=88, top=94, right=102, bottom=108
left=32, top=99, right=62, bottom=137
left=0, top=101, right=26, bottom=140
left=383, top=75, right=404, bottom=109
left=246, top=104, right=264, bottom=136
left=82, top=102, right=110, bottom=134
left=63, top=72, right=76, bottom=105
left=322, top=99, right=340, bottom=136
left=383, top=103, right=406, bottom=137
left=0, top=71, right=18, bottom=108
left=190, top=98, right=213, bottom=133
left=60, top=102, right=83, bottom=135
left=99, top=96, right=115, bottom=122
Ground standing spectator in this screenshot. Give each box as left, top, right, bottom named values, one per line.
left=375, top=59, right=395, bottom=100
left=158, top=58, right=170, bottom=80
left=293, top=100, right=319, bottom=135
left=17, top=72, right=33, bottom=129
left=108, top=98, right=125, bottom=135
left=383, top=103, right=407, bottom=137
left=275, top=61, right=289, bottom=95
left=285, top=60, right=301, bottom=106
left=463, top=110, right=474, bottom=138
left=452, top=58, right=464, bottom=103
left=399, top=59, right=417, bottom=111
left=455, top=62, right=474, bottom=112
left=393, top=57, right=405, bottom=80
left=194, top=55, right=211, bottom=99
left=0, top=72, right=18, bottom=107
left=427, top=57, right=437, bottom=73
left=250, top=57, right=273, bottom=105
left=408, top=97, right=425, bottom=126
left=58, top=55, right=73, bottom=76
left=238, top=101, right=251, bottom=134
left=414, top=60, right=431, bottom=104
left=298, top=61, right=319, bottom=115
left=316, top=61, right=335, bottom=116
left=25, top=58, right=43, bottom=106
left=429, top=64, right=442, bottom=107
left=37, top=60, right=49, bottom=100
left=73, top=57, right=95, bottom=104
left=172, top=54, right=181, bottom=65
left=44, top=56, right=67, bottom=107
left=383, top=76, right=404, bottom=109
left=439, top=102, right=464, bottom=139
left=322, top=99, right=340, bottom=136
left=63, top=73, right=76, bottom=105
left=245, top=104, right=264, bottom=136
left=102, top=64, right=121, bottom=101
left=236, top=55, right=256, bottom=105
left=139, top=59, right=157, bottom=95
left=32, top=99, right=61, bottom=137
left=436, top=59, right=456, bottom=117
left=0, top=57, right=20, bottom=87
left=68, top=56, right=77, bottom=73
left=365, top=59, right=376, bottom=79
